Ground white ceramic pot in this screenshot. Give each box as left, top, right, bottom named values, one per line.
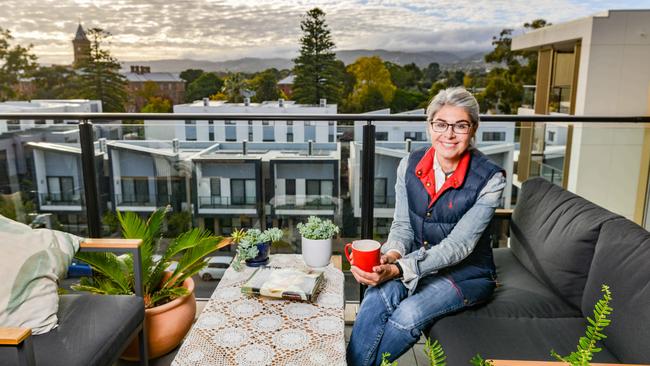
left=301, top=236, right=332, bottom=268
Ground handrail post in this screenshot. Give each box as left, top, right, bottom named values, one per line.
left=360, top=120, right=376, bottom=302
left=79, top=119, right=101, bottom=238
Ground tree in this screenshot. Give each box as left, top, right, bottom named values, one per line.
left=479, top=19, right=549, bottom=113
left=0, top=27, right=38, bottom=100
left=390, top=89, right=427, bottom=113
left=222, top=73, right=247, bottom=103
left=179, top=69, right=204, bottom=84
left=250, top=69, right=279, bottom=102
left=185, top=72, right=223, bottom=102
left=422, top=62, right=441, bottom=89
left=76, top=28, right=128, bottom=112
left=292, top=8, right=343, bottom=104
left=141, top=96, right=172, bottom=113
left=345, top=56, right=396, bottom=112
left=31, top=65, right=79, bottom=99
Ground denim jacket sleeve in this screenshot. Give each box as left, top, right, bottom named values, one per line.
left=381, top=156, right=413, bottom=257
left=390, top=168, right=506, bottom=293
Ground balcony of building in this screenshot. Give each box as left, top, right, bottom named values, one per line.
left=1, top=111, right=650, bottom=366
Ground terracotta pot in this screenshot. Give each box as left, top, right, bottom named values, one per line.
left=121, top=274, right=196, bottom=361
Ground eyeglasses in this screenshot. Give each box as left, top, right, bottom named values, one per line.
left=429, top=120, right=472, bottom=134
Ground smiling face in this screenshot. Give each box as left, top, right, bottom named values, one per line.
left=427, top=104, right=475, bottom=167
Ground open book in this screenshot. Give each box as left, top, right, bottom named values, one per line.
left=241, top=266, right=325, bottom=302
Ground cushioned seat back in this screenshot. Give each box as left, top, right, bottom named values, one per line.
left=582, top=219, right=650, bottom=363
left=510, top=178, right=619, bottom=309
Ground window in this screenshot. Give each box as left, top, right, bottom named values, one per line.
left=306, top=179, right=320, bottom=196
left=404, top=131, right=425, bottom=141
left=54, top=119, right=63, bottom=124
left=210, top=178, right=221, bottom=197
left=231, top=179, right=256, bottom=205
left=7, top=120, right=20, bottom=131
left=287, top=132, right=294, bottom=142
left=225, top=121, right=236, bottom=141
left=286, top=179, right=296, bottom=195
left=208, top=120, right=214, bottom=141
left=548, top=131, right=556, bottom=142
left=185, top=120, right=196, bottom=141
left=47, top=176, right=74, bottom=202
left=121, top=177, right=149, bottom=203
left=482, top=131, right=506, bottom=142
left=35, top=119, right=46, bottom=125
left=376, top=132, right=388, bottom=141
left=287, top=121, right=293, bottom=126
left=262, top=121, right=270, bottom=126
left=374, top=178, right=387, bottom=204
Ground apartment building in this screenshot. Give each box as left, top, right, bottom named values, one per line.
left=144, top=98, right=337, bottom=143
left=0, top=99, right=102, bottom=134
left=28, top=141, right=105, bottom=235
left=512, top=9, right=650, bottom=227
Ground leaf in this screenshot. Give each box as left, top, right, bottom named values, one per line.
left=74, top=251, right=131, bottom=294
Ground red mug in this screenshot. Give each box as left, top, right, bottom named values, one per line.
left=345, top=239, right=381, bottom=273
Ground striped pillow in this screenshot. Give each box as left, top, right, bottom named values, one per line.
left=0, top=215, right=80, bottom=334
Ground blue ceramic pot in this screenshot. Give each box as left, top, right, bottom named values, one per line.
left=245, top=241, right=271, bottom=267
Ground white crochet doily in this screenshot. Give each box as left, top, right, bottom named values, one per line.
left=172, top=254, right=346, bottom=366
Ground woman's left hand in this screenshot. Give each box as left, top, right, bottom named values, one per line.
left=350, top=264, right=399, bottom=287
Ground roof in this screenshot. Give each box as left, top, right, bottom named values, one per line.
left=122, top=72, right=184, bottom=83
left=278, top=75, right=294, bottom=85
left=74, top=24, right=88, bottom=41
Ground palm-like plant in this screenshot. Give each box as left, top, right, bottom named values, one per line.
left=72, top=208, right=224, bottom=308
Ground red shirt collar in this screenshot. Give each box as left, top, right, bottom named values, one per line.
left=414, top=147, right=471, bottom=207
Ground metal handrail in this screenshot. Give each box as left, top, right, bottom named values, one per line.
left=1, top=112, right=650, bottom=123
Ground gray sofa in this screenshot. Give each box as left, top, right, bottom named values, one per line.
left=429, top=178, right=650, bottom=364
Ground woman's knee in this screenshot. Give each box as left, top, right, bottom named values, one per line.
left=360, top=280, right=407, bottom=313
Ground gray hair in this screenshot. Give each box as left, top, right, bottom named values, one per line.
left=425, top=87, right=480, bottom=128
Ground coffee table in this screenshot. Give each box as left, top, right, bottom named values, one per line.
left=172, top=254, right=347, bottom=366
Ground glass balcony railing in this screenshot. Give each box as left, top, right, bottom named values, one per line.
left=39, top=192, right=82, bottom=206
left=274, top=195, right=336, bottom=209
left=115, top=194, right=175, bottom=207
left=198, top=195, right=257, bottom=208
left=374, top=195, right=396, bottom=208
left=1, top=112, right=649, bottom=305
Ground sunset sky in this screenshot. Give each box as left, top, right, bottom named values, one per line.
left=2, top=0, right=649, bottom=64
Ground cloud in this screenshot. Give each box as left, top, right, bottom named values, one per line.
left=0, top=0, right=644, bottom=64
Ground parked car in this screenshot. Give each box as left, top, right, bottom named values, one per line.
left=67, top=260, right=92, bottom=277
left=198, top=256, right=233, bottom=281
left=152, top=254, right=178, bottom=272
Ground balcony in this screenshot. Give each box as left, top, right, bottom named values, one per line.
left=197, top=195, right=256, bottom=209
left=39, top=192, right=82, bottom=207
left=1, top=111, right=650, bottom=366
left=115, top=194, right=177, bottom=208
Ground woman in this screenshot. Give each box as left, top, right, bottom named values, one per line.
left=347, top=87, right=506, bottom=365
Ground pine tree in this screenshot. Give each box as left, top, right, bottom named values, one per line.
left=77, top=28, right=128, bottom=112
left=292, top=8, right=343, bottom=104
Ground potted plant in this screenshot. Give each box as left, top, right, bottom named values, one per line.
left=232, top=227, right=284, bottom=269
left=72, top=207, right=224, bottom=360
left=297, top=216, right=339, bottom=268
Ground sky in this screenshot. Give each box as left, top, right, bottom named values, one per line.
left=1, top=0, right=649, bottom=65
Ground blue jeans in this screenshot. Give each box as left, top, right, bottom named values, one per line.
left=346, top=275, right=465, bottom=366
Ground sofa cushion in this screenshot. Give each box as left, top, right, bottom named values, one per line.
left=429, top=316, right=620, bottom=365
left=32, top=294, right=144, bottom=366
left=0, top=215, right=80, bottom=335
left=581, top=218, right=650, bottom=364
left=461, top=249, right=580, bottom=318
left=510, top=178, right=619, bottom=309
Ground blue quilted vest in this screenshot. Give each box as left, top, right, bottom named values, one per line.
left=405, top=147, right=503, bottom=305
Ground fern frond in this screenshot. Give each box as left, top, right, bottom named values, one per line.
left=550, top=284, right=613, bottom=366
left=380, top=353, right=398, bottom=366
left=424, top=338, right=446, bottom=366
left=469, top=354, right=494, bottom=366
left=166, top=234, right=221, bottom=285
